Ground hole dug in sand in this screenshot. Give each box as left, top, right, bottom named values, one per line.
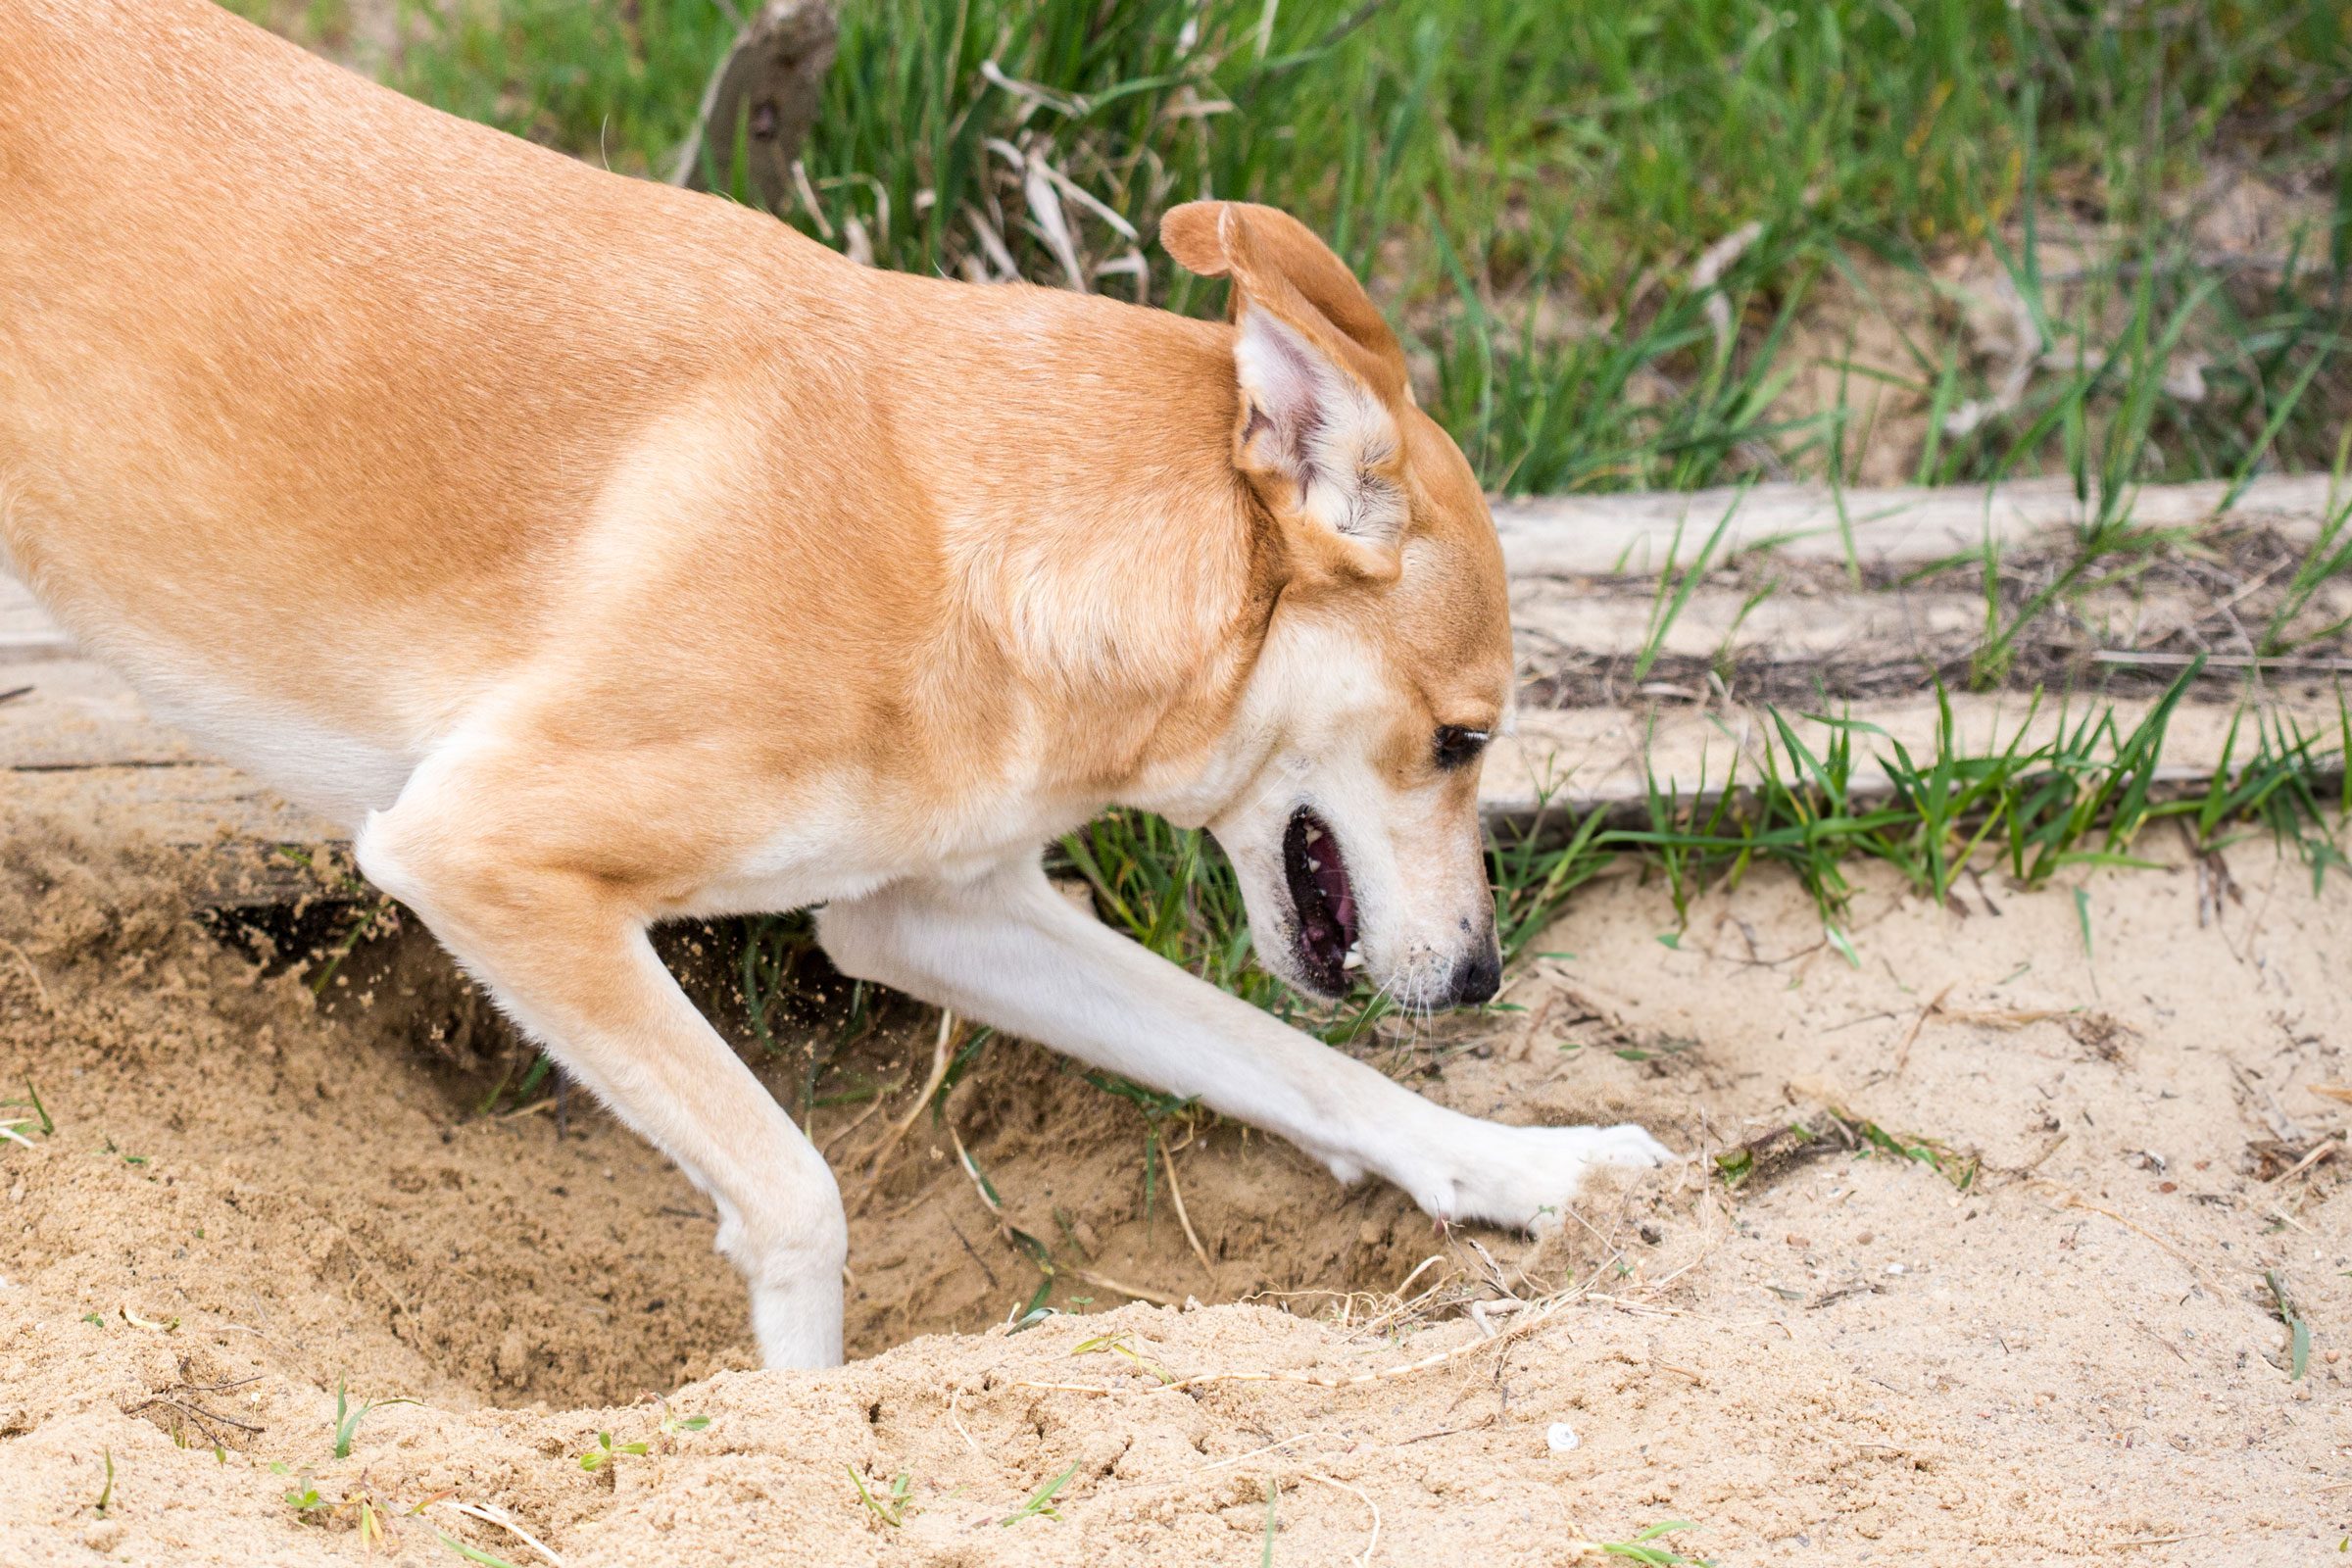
left=8, top=818, right=2351, bottom=1563
left=0, top=830, right=1594, bottom=1417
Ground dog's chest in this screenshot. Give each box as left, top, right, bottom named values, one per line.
left=681, top=771, right=1094, bottom=917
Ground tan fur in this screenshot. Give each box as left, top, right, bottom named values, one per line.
left=0, top=1, right=1664, bottom=1369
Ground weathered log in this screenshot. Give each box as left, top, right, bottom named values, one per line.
left=668, top=0, right=839, bottom=215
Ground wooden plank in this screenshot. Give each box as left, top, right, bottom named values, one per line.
left=0, top=574, right=73, bottom=661
left=1493, top=472, right=2340, bottom=577
left=0, top=659, right=207, bottom=767
left=1509, top=578, right=1984, bottom=664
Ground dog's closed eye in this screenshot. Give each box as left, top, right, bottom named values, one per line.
left=1432, top=725, right=1488, bottom=769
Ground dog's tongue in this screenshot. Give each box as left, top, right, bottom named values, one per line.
left=1314, top=857, right=1354, bottom=935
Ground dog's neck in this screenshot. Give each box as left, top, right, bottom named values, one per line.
left=885, top=288, right=1282, bottom=810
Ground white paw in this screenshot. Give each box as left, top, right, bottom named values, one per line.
left=1419, top=1121, right=1676, bottom=1233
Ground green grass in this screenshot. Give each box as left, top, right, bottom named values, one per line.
left=239, top=0, right=2349, bottom=498
left=1061, top=665, right=2350, bottom=1024
left=1588, top=1518, right=1713, bottom=1566
left=330, top=1376, right=416, bottom=1460
left=847, top=1464, right=914, bottom=1529
left=1000, top=1460, right=1080, bottom=1526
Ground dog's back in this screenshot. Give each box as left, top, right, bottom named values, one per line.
left=0, top=2, right=837, bottom=805
left=0, top=1, right=1252, bottom=824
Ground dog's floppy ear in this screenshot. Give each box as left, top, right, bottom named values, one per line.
left=1162, top=201, right=1411, bottom=583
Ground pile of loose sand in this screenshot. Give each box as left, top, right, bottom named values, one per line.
left=1, top=804, right=2344, bottom=1565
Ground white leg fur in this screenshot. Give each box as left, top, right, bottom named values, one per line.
left=819, top=858, right=1670, bottom=1231
left=357, top=785, right=848, bottom=1370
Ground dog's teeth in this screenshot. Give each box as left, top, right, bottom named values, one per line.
left=1306, top=857, right=1322, bottom=872
left=1343, top=943, right=1364, bottom=970
left=1303, top=825, right=1323, bottom=844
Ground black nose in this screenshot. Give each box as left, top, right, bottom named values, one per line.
left=1446, top=942, right=1502, bottom=1007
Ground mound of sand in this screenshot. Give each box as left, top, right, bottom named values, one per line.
left=1, top=806, right=2344, bottom=1564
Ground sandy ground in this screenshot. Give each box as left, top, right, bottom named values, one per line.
left=2, top=800, right=2347, bottom=1566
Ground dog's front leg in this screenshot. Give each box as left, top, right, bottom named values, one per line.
left=819, top=858, right=1670, bottom=1231
left=357, top=766, right=848, bottom=1370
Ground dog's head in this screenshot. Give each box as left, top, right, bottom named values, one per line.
left=1162, top=201, right=1513, bottom=1012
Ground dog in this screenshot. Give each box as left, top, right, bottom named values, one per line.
left=0, top=0, right=1669, bottom=1368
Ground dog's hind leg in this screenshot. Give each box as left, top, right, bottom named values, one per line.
left=357, top=750, right=848, bottom=1369
left=818, top=857, right=1671, bottom=1233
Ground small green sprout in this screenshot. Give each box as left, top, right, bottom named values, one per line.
left=332, top=1376, right=417, bottom=1459
left=1594, top=1519, right=1711, bottom=1565
left=577, top=1430, right=650, bottom=1472
left=652, top=1396, right=710, bottom=1438
left=847, top=1464, right=912, bottom=1527
left=0, top=1081, right=51, bottom=1149
left=432, top=1529, right=529, bottom=1568
left=1070, top=1331, right=1176, bottom=1385
left=1000, top=1461, right=1080, bottom=1526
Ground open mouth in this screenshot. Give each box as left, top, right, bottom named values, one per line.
left=1282, top=807, right=1358, bottom=997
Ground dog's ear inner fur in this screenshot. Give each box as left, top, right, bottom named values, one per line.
left=1162, top=201, right=1412, bottom=582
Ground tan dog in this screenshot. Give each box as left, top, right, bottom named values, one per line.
left=0, top=1, right=1667, bottom=1367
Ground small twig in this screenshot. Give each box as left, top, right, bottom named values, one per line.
left=816, top=1077, right=902, bottom=1156
left=943, top=1216, right=1001, bottom=1293
left=1690, top=220, right=1762, bottom=358
left=947, top=1384, right=980, bottom=1455
left=1155, top=1135, right=1218, bottom=1289
left=857, top=1010, right=959, bottom=1173
left=431, top=1500, right=571, bottom=1568
left=1890, top=982, right=1955, bottom=1076
left=2028, top=1182, right=2218, bottom=1290
left=1304, top=1473, right=1382, bottom=1568
left=2018, top=1131, right=2070, bottom=1177
left=1068, top=1268, right=1183, bottom=1308
left=123, top=1395, right=264, bottom=1445
left=2093, top=649, right=2352, bottom=673
left=2268, top=1137, right=2340, bottom=1185
left=1012, top=1290, right=1578, bottom=1397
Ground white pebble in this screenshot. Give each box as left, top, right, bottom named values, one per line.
left=1546, top=1422, right=1581, bottom=1452
left=1885, top=1263, right=1906, bottom=1275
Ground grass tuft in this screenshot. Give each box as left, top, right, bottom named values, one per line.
left=1000, top=1460, right=1081, bottom=1526
left=331, top=1376, right=417, bottom=1460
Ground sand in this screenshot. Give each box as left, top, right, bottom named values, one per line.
left=1, top=804, right=2346, bottom=1566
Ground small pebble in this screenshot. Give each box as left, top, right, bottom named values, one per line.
left=1857, top=1231, right=1874, bottom=1245
left=2326, top=1349, right=2340, bottom=1365
left=1885, top=1262, right=1906, bottom=1276
left=1546, top=1422, right=1581, bottom=1453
